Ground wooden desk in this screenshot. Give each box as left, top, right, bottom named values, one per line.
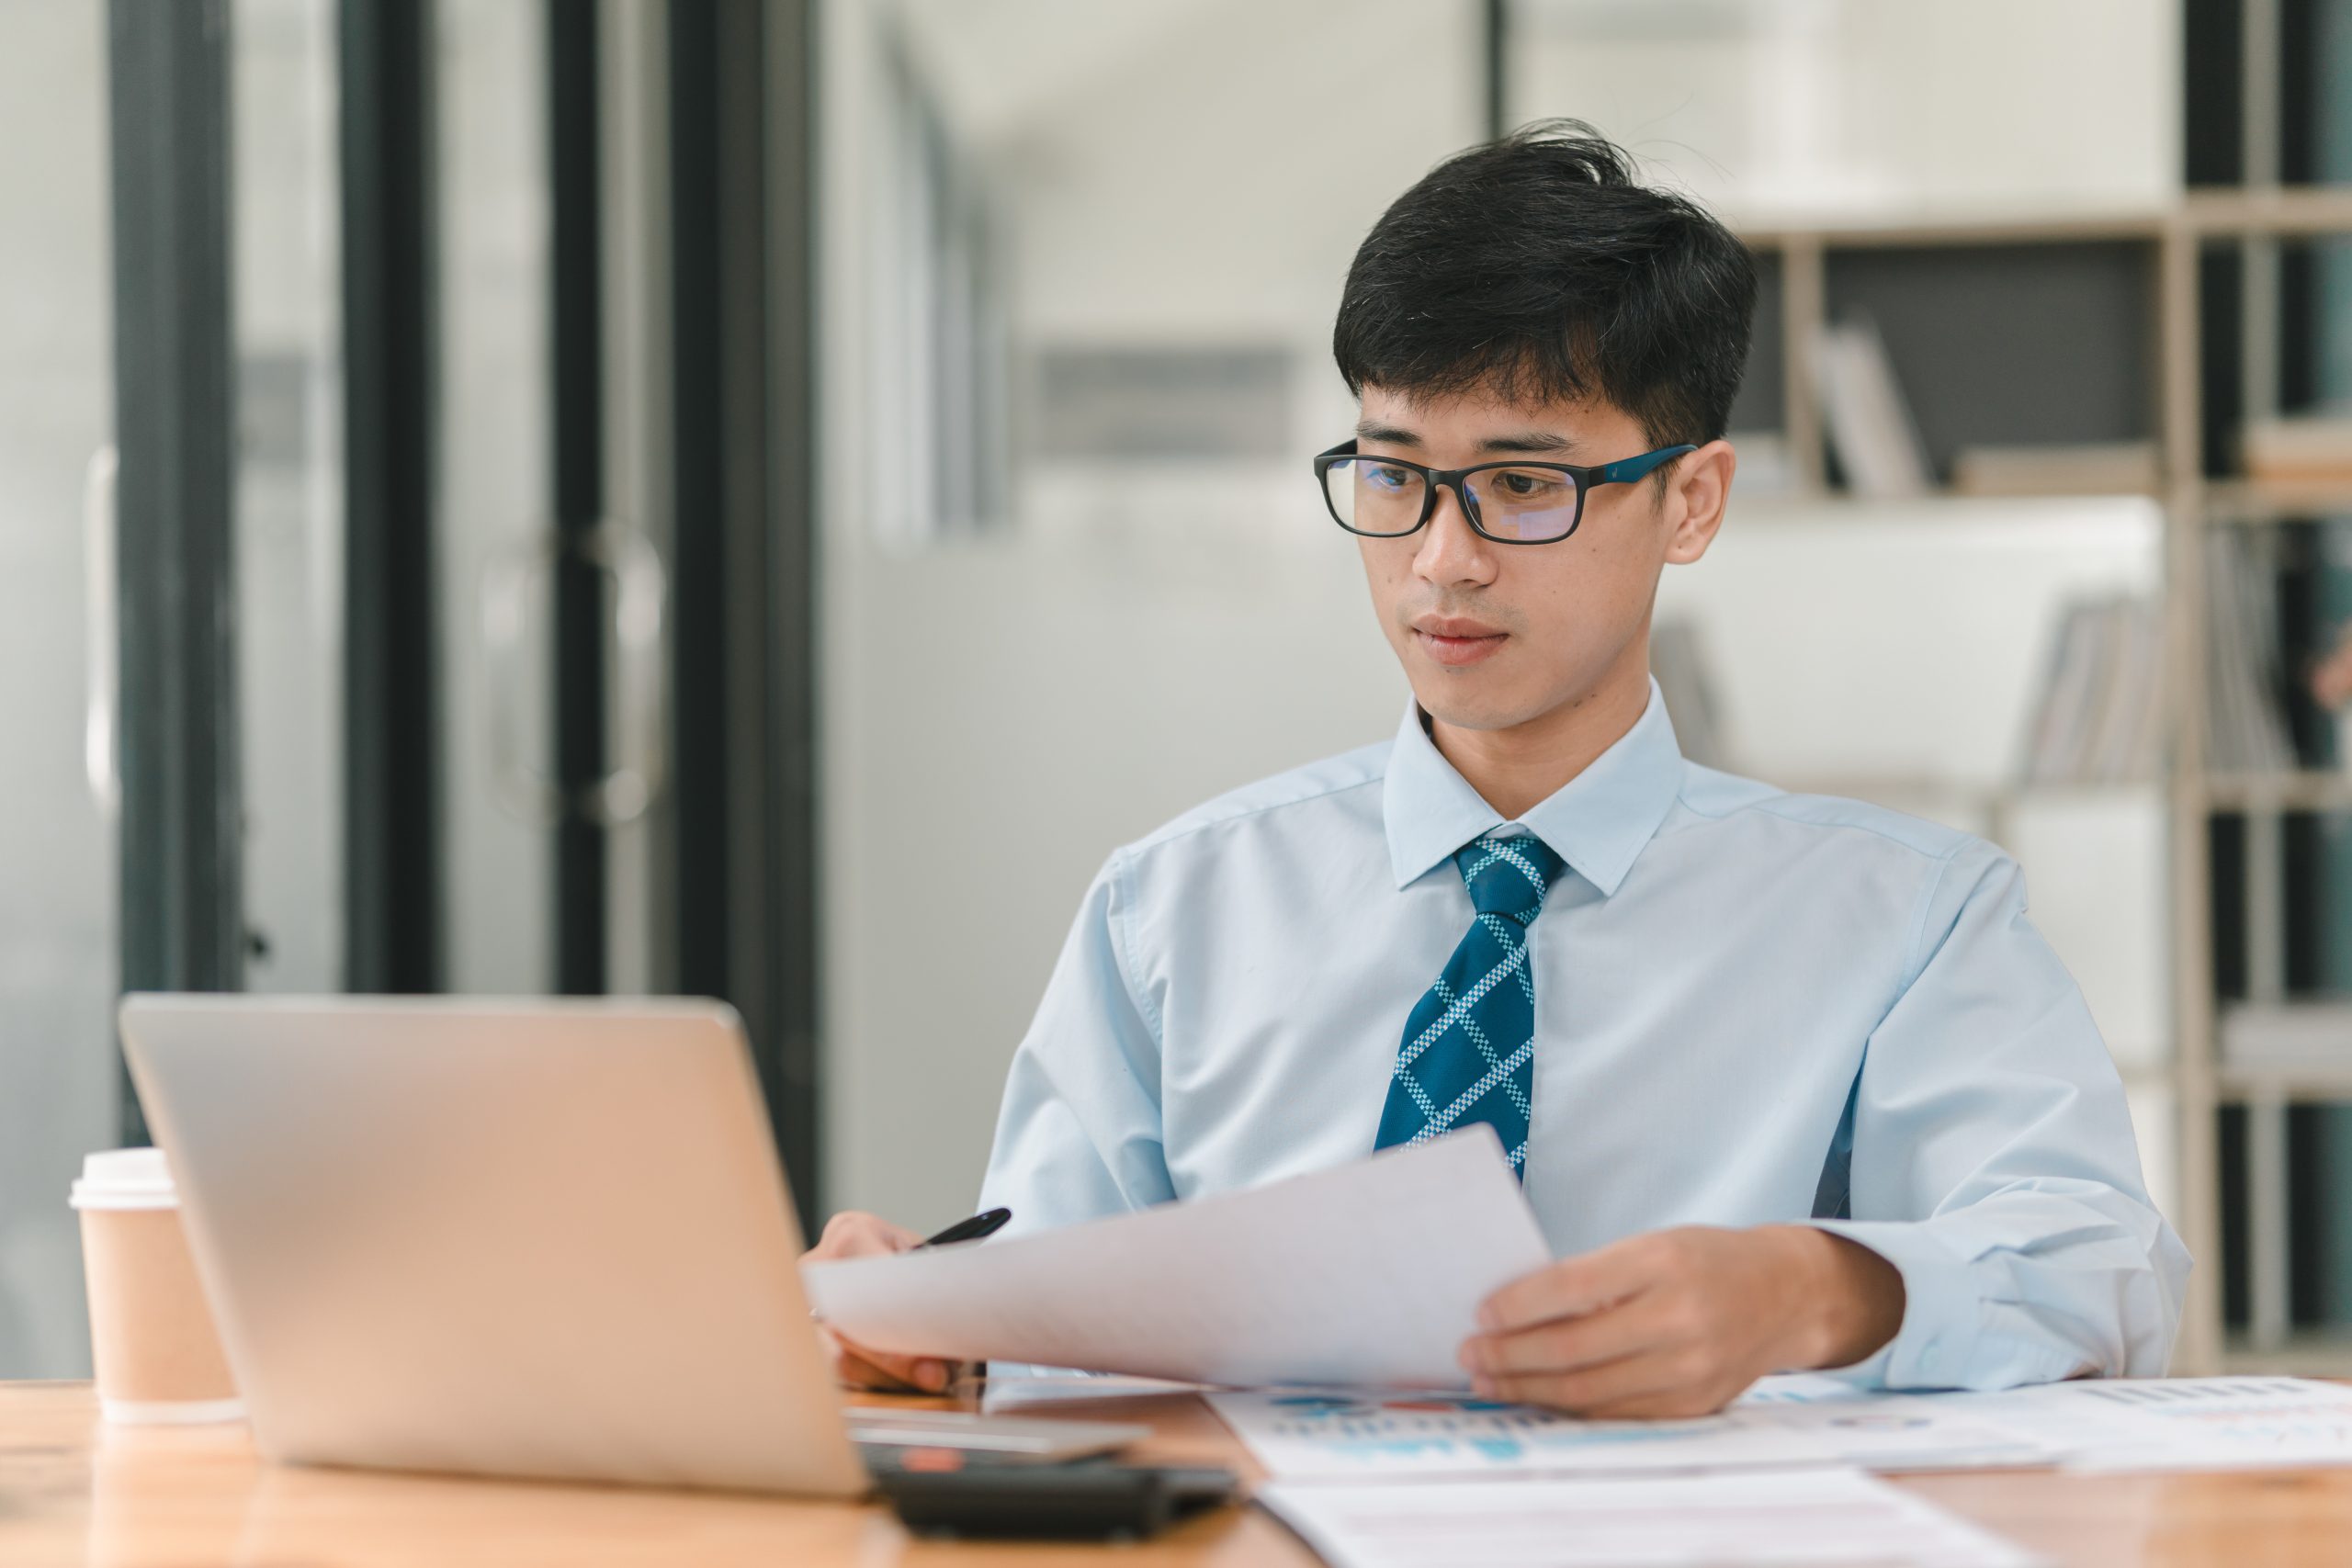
left=4, top=1381, right=2352, bottom=1565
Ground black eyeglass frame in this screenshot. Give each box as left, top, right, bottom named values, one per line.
left=1311, top=438, right=1699, bottom=544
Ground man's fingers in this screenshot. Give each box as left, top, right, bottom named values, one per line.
left=806, top=1213, right=956, bottom=1393
left=1473, top=1347, right=1697, bottom=1416
left=821, top=1325, right=954, bottom=1393
left=1461, top=1290, right=1663, bottom=1378
left=836, top=1343, right=954, bottom=1393
left=808, top=1211, right=925, bottom=1262
left=1479, top=1235, right=1669, bottom=1333
left=842, top=1348, right=953, bottom=1393
left=1580, top=1382, right=1749, bottom=1421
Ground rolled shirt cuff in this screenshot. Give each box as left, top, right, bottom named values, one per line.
left=1797, top=1218, right=2082, bottom=1393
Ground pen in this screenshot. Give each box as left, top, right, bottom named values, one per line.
left=915, top=1207, right=1012, bottom=1250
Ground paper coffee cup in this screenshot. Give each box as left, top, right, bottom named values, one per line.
left=71, top=1148, right=243, bottom=1425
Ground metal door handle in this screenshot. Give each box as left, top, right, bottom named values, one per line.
left=84, top=446, right=119, bottom=818
left=592, top=520, right=667, bottom=827
left=481, top=519, right=668, bottom=828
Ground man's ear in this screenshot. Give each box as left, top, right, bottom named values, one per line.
left=1663, top=439, right=1736, bottom=566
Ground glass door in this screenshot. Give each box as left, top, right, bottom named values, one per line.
left=233, top=0, right=345, bottom=1000
left=0, top=3, right=826, bottom=1382
left=0, top=0, right=118, bottom=1380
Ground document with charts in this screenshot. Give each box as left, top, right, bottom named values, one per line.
left=1215, top=1374, right=2352, bottom=1483
left=1206, top=1378, right=2055, bottom=1481
left=1947, top=1376, right=2352, bottom=1472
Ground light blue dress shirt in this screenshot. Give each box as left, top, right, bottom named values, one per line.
left=978, top=680, right=2189, bottom=1390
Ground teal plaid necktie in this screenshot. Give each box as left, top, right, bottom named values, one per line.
left=1374, top=831, right=1566, bottom=1179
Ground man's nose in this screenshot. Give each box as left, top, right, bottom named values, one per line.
left=1412, top=480, right=1498, bottom=586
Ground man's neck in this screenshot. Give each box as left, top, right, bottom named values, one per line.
left=1428, top=660, right=1652, bottom=821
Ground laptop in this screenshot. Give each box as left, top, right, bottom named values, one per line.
left=117, top=994, right=1146, bottom=1495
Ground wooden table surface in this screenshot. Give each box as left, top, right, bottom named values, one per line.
left=4, top=1380, right=2352, bottom=1565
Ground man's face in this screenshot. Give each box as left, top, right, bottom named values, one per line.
left=1351, top=384, right=1720, bottom=737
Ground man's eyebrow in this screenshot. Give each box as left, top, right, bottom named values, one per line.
left=1351, top=421, right=1584, bottom=457
left=1476, top=430, right=1577, bottom=455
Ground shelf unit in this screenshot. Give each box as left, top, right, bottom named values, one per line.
left=2211, top=1329, right=2352, bottom=1378
left=1730, top=184, right=2352, bottom=1377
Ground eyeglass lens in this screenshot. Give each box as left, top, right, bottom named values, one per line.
left=1322, top=457, right=1582, bottom=542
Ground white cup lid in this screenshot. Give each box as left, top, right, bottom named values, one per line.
left=70, top=1147, right=178, bottom=1211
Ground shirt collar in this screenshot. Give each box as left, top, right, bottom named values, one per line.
left=1382, top=677, right=1685, bottom=896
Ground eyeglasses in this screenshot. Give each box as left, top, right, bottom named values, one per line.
left=1312, top=439, right=1696, bottom=545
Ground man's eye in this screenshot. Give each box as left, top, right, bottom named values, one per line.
left=1363, top=464, right=1414, bottom=491
left=1491, top=469, right=1564, bottom=500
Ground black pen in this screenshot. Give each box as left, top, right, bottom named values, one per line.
left=914, top=1207, right=1012, bottom=1250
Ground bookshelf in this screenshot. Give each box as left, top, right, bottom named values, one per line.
left=2207, top=481, right=2352, bottom=525
left=2207, top=773, right=2352, bottom=811
left=1723, top=181, right=2352, bottom=1378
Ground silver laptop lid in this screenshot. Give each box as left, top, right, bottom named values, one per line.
left=118, top=994, right=866, bottom=1496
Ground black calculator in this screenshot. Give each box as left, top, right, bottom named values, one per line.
left=867, top=1446, right=1238, bottom=1540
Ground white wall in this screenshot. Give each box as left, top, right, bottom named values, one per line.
left=1512, top=0, right=2180, bottom=220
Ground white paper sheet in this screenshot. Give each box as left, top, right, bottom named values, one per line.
left=979, top=1373, right=1203, bottom=1414
left=1944, top=1376, right=2352, bottom=1472
left=1257, top=1469, right=2044, bottom=1568
left=1209, top=1376, right=2055, bottom=1482
left=800, top=1129, right=1552, bottom=1387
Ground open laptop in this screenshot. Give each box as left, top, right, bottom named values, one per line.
left=117, top=994, right=1146, bottom=1495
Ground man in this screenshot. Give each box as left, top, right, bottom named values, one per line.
left=809, top=121, right=2188, bottom=1416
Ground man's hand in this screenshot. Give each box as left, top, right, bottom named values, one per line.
left=802, top=1212, right=964, bottom=1394
left=1458, top=1225, right=1905, bottom=1418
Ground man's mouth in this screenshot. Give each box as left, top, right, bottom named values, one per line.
left=1411, top=615, right=1509, bottom=668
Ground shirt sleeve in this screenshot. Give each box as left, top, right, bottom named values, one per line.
left=1805, top=838, right=2191, bottom=1392
left=977, top=849, right=1176, bottom=1235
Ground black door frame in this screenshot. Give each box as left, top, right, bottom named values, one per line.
left=668, top=0, right=826, bottom=1229
left=342, top=0, right=443, bottom=995
left=548, top=0, right=611, bottom=997
left=107, top=0, right=244, bottom=1145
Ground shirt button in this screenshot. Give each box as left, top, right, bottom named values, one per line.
left=1918, top=1341, right=1941, bottom=1372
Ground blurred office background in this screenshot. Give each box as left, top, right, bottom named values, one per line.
left=4, top=0, right=2350, bottom=1382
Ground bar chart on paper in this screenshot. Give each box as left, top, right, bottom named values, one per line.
left=1208, top=1389, right=1807, bottom=1477
left=1948, top=1377, right=2352, bottom=1472
left=1204, top=1383, right=2053, bottom=1481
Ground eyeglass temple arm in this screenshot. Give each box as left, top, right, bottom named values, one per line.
left=1593, top=444, right=1698, bottom=485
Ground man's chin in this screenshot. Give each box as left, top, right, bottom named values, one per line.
left=1410, top=680, right=1546, bottom=736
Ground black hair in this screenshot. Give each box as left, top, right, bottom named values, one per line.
left=1332, top=119, right=1758, bottom=450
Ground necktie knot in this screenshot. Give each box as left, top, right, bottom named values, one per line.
left=1454, top=832, right=1565, bottom=921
